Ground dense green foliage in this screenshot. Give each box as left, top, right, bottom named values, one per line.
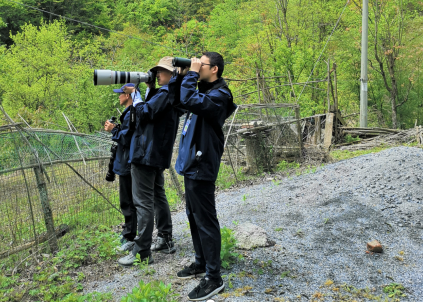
left=1, top=0, right=423, bottom=130
left=0, top=226, right=118, bottom=301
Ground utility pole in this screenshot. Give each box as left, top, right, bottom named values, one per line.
left=360, top=0, right=369, bottom=127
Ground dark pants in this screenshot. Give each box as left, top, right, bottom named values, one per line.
left=119, top=174, right=137, bottom=241
left=131, top=163, right=173, bottom=256
left=184, top=177, right=221, bottom=280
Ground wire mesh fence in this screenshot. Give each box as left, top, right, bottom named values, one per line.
left=0, top=125, right=122, bottom=264
left=223, top=104, right=302, bottom=174
left=0, top=110, right=187, bottom=268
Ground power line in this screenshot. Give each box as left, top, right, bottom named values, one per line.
left=4, top=0, right=188, bottom=54
left=296, top=0, right=350, bottom=102
left=5, top=0, right=350, bottom=84
left=3, top=0, right=267, bottom=73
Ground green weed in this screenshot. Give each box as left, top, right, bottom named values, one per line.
left=216, top=163, right=246, bottom=190
left=383, top=283, right=406, bottom=298
left=134, top=256, right=156, bottom=276
left=120, top=280, right=178, bottom=302
left=220, top=227, right=242, bottom=269
left=345, top=134, right=360, bottom=144
left=0, top=226, right=119, bottom=302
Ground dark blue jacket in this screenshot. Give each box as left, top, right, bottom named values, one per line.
left=129, top=81, right=182, bottom=169
left=111, top=106, right=133, bottom=176
left=174, top=71, right=237, bottom=181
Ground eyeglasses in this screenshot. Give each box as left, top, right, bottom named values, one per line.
left=201, top=63, right=215, bottom=67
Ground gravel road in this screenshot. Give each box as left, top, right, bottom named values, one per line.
left=84, top=146, right=423, bottom=301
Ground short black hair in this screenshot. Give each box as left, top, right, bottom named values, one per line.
left=202, top=52, right=224, bottom=78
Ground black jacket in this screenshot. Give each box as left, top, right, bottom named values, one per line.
left=129, top=81, right=182, bottom=169
left=174, top=71, right=237, bottom=181
left=111, top=106, right=133, bottom=176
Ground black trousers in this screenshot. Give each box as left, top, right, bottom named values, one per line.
left=119, top=174, right=137, bottom=241
left=131, top=163, right=173, bottom=256
left=184, top=177, right=221, bottom=280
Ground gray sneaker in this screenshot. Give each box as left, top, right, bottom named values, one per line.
left=118, top=252, right=154, bottom=267
left=151, top=237, right=176, bottom=254
left=118, top=239, right=135, bottom=252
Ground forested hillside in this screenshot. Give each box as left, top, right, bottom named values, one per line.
left=0, top=0, right=422, bottom=131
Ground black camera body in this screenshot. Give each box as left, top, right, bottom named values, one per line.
left=105, top=116, right=118, bottom=182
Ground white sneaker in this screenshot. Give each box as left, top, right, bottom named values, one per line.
left=118, top=240, right=135, bottom=252
left=118, top=253, right=137, bottom=267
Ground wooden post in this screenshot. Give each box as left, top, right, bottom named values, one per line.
left=327, top=59, right=331, bottom=113
left=33, top=163, right=58, bottom=253
left=333, top=63, right=339, bottom=113
left=314, top=116, right=321, bottom=145
left=324, top=113, right=335, bottom=149
left=295, top=107, right=302, bottom=157
left=333, top=63, right=339, bottom=142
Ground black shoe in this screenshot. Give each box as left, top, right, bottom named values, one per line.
left=177, top=263, right=206, bottom=279
left=151, top=236, right=176, bottom=254
left=188, top=276, right=225, bottom=301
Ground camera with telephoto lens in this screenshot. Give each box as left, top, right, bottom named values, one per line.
left=172, top=57, right=192, bottom=68
left=94, top=70, right=154, bottom=86
left=105, top=116, right=118, bottom=182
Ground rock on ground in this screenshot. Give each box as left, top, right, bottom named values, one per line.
left=233, top=222, right=275, bottom=250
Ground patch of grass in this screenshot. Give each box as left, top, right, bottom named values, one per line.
left=280, top=271, right=290, bottom=279
left=383, top=283, right=406, bottom=298
left=330, top=146, right=389, bottom=161
left=165, top=186, right=182, bottom=210
left=344, top=134, right=360, bottom=144
left=0, top=226, right=119, bottom=302
left=216, top=162, right=247, bottom=190
left=120, top=280, right=178, bottom=302
left=274, top=227, right=283, bottom=232
left=276, top=160, right=300, bottom=172
left=61, top=292, right=114, bottom=302
left=134, top=256, right=156, bottom=276
left=222, top=273, right=237, bottom=289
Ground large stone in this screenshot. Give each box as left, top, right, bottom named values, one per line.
left=233, top=223, right=275, bottom=250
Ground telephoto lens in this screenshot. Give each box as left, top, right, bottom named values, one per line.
left=172, top=57, right=192, bottom=68
left=94, top=70, right=153, bottom=86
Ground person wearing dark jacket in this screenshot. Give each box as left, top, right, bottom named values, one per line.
left=173, top=52, right=237, bottom=301
left=117, top=57, right=182, bottom=267
left=104, top=83, right=141, bottom=252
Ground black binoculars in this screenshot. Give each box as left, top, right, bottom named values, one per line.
left=172, top=57, right=192, bottom=68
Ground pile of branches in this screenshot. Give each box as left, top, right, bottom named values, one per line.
left=337, top=127, right=422, bottom=151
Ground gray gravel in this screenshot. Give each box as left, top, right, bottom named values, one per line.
left=84, top=146, right=423, bottom=301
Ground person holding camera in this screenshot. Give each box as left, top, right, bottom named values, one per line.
left=173, top=52, right=237, bottom=301
left=117, top=57, right=182, bottom=267
left=104, top=83, right=142, bottom=252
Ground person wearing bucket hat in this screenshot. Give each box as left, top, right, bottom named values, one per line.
left=104, top=83, right=143, bottom=252
left=117, top=56, right=184, bottom=267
